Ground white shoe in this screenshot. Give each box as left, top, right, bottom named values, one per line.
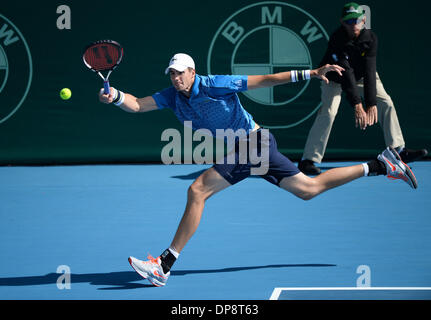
left=128, top=255, right=170, bottom=287
left=378, top=147, right=418, bottom=189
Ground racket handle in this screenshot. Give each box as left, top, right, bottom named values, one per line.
left=103, top=81, right=110, bottom=95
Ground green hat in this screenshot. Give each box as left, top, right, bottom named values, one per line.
left=341, top=2, right=365, bottom=21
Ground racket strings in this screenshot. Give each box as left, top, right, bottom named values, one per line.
left=84, top=43, right=121, bottom=71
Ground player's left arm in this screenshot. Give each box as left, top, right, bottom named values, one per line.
left=247, top=64, right=345, bottom=90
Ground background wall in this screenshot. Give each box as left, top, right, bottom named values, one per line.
left=0, top=0, right=429, bottom=165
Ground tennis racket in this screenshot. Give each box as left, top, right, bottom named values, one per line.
left=82, top=40, right=123, bottom=94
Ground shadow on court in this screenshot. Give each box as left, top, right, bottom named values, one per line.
left=0, top=264, right=336, bottom=290
left=171, top=169, right=207, bottom=180
left=171, top=169, right=263, bottom=180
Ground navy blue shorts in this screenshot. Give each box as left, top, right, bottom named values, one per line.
left=212, top=129, right=300, bottom=186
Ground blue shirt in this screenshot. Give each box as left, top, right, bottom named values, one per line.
left=152, top=74, right=255, bottom=137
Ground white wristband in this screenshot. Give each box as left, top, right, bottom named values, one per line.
left=291, top=70, right=311, bottom=82
left=291, top=70, right=297, bottom=82
left=110, top=87, right=118, bottom=99
left=113, top=89, right=125, bottom=106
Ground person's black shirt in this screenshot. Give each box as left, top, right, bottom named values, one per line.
left=320, top=25, right=377, bottom=108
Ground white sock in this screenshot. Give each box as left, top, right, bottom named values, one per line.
left=168, top=247, right=180, bottom=259
left=361, top=163, right=369, bottom=177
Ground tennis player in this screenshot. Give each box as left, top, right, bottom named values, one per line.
left=99, top=53, right=417, bottom=287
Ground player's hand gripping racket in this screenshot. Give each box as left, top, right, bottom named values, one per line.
left=83, top=40, right=123, bottom=94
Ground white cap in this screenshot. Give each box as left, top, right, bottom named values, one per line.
left=164, top=53, right=195, bottom=74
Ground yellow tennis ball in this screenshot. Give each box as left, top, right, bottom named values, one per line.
left=60, top=88, right=72, bottom=100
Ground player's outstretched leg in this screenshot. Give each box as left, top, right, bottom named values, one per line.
left=280, top=147, right=417, bottom=200
left=128, top=167, right=231, bottom=287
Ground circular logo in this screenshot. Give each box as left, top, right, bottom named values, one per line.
left=207, top=2, right=328, bottom=129
left=0, top=14, right=33, bottom=124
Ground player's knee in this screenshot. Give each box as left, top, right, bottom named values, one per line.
left=296, top=182, right=320, bottom=201
left=188, top=181, right=207, bottom=202
left=297, top=191, right=316, bottom=201
left=281, top=174, right=320, bottom=201
left=187, top=184, right=200, bottom=200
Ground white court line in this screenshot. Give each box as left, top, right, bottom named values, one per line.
left=269, top=287, right=431, bottom=300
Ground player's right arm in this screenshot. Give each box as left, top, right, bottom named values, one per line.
left=99, top=87, right=158, bottom=113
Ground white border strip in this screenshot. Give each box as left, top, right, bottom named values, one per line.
left=269, top=287, right=431, bottom=300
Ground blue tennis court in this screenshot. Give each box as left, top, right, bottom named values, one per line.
left=270, top=287, right=431, bottom=300
left=0, top=162, right=430, bottom=300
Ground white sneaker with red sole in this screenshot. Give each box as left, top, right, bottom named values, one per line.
left=378, top=147, right=418, bottom=189
left=128, top=255, right=170, bottom=287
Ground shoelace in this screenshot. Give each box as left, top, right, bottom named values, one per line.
left=146, top=255, right=167, bottom=279
left=142, top=254, right=160, bottom=265
left=143, top=254, right=160, bottom=265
